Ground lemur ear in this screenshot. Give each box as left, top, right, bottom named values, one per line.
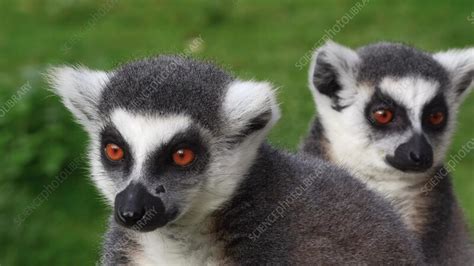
left=46, top=66, right=111, bottom=132
left=223, top=80, right=280, bottom=143
left=434, top=48, right=474, bottom=102
left=309, top=41, right=360, bottom=111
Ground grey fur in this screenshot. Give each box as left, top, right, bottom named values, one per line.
left=214, top=144, right=424, bottom=264
left=99, top=56, right=233, bottom=133
left=48, top=56, right=424, bottom=264
left=303, top=41, right=474, bottom=264
left=357, top=42, right=450, bottom=88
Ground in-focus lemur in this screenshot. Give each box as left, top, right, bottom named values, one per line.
left=47, top=56, right=423, bottom=264
left=301, top=41, right=474, bottom=264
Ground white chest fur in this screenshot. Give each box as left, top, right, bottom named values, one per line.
left=133, top=228, right=222, bottom=266
left=360, top=175, right=428, bottom=232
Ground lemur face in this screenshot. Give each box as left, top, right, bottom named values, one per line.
left=310, top=42, right=473, bottom=179
left=362, top=77, right=449, bottom=173
left=97, top=111, right=213, bottom=231
left=48, top=57, right=279, bottom=232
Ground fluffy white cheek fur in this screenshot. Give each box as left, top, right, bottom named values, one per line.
left=89, top=143, right=117, bottom=205
left=315, top=88, right=393, bottom=179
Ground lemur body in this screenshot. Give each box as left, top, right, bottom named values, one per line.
left=302, top=41, right=474, bottom=264
left=48, top=56, right=423, bottom=264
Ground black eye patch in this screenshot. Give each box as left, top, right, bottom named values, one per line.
left=144, top=127, right=210, bottom=180
left=421, top=94, right=449, bottom=132
left=100, top=125, right=134, bottom=173
left=364, top=89, right=410, bottom=132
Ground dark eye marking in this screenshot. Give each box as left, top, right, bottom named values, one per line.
left=422, top=94, right=448, bottom=132
left=143, top=127, right=210, bottom=179
left=100, top=125, right=133, bottom=172
left=365, top=89, right=409, bottom=131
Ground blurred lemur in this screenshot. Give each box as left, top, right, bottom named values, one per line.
left=301, top=41, right=474, bottom=264
left=48, top=56, right=423, bottom=264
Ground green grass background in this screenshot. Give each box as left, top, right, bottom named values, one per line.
left=0, top=0, right=473, bottom=264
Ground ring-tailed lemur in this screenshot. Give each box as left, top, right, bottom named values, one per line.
left=301, top=41, right=474, bottom=264
left=47, top=56, right=423, bottom=265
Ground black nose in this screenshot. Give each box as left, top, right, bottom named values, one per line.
left=114, top=182, right=169, bottom=231
left=386, top=134, right=433, bottom=172
left=115, top=184, right=147, bottom=227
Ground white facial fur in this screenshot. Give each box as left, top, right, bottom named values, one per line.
left=112, top=110, right=191, bottom=183
left=89, top=109, right=193, bottom=203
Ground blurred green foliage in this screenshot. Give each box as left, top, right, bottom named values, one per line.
left=0, top=0, right=473, bottom=264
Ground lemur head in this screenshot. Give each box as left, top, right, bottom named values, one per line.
left=47, top=56, right=279, bottom=232
left=309, top=41, right=473, bottom=180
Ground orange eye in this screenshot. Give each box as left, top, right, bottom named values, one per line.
left=429, top=112, right=445, bottom=125
left=372, top=109, right=394, bottom=125
left=172, top=148, right=195, bottom=167
left=105, top=143, right=124, bottom=161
